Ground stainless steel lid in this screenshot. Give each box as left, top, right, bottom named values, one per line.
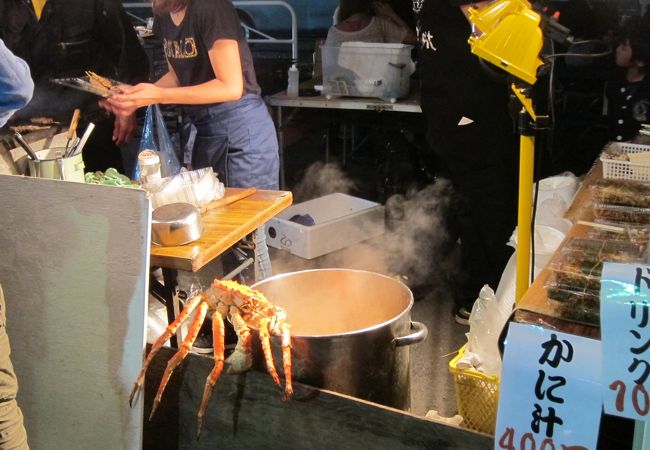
left=151, top=202, right=204, bottom=246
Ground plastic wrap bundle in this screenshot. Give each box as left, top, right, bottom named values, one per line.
left=459, top=285, right=512, bottom=376
left=144, top=167, right=225, bottom=209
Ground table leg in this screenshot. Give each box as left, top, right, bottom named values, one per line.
left=149, top=268, right=181, bottom=348
left=276, top=105, right=285, bottom=189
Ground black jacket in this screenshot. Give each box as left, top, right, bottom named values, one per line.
left=0, top=0, right=149, bottom=119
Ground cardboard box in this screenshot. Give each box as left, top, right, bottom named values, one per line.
left=266, top=193, right=385, bottom=259
left=321, top=42, right=414, bottom=102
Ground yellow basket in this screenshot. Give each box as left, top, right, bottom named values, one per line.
left=448, top=345, right=500, bottom=435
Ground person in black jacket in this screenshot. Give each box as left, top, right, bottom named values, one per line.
left=413, top=0, right=518, bottom=324
left=606, top=17, right=649, bottom=142
left=0, top=0, right=149, bottom=172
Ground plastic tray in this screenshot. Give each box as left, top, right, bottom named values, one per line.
left=593, top=203, right=650, bottom=225
left=546, top=287, right=601, bottom=325
left=585, top=222, right=650, bottom=246
left=591, top=178, right=650, bottom=208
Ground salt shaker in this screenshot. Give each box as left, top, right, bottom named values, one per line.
left=138, top=149, right=162, bottom=183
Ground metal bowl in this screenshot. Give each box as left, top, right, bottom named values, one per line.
left=151, top=202, right=203, bottom=246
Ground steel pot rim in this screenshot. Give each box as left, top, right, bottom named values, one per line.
left=252, top=268, right=414, bottom=339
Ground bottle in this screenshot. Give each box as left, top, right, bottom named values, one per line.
left=138, top=149, right=162, bottom=183
left=287, top=64, right=299, bottom=98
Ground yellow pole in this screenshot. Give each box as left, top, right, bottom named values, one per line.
left=515, top=132, right=535, bottom=303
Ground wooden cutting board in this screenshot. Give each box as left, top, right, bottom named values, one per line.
left=200, top=187, right=257, bottom=214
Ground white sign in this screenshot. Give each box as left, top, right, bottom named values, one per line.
left=602, top=262, right=650, bottom=420
left=495, top=322, right=601, bottom=450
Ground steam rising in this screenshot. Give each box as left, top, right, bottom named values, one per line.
left=272, top=162, right=457, bottom=293
left=291, top=162, right=356, bottom=203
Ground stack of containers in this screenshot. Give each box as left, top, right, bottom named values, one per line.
left=144, top=167, right=225, bottom=209
left=544, top=237, right=647, bottom=324
left=542, top=143, right=650, bottom=325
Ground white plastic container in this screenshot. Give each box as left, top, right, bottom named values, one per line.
left=265, top=193, right=385, bottom=259
left=138, top=149, right=162, bottom=183
left=287, top=64, right=299, bottom=98
left=144, top=167, right=224, bottom=209
left=535, top=173, right=578, bottom=209
left=321, top=42, right=414, bottom=102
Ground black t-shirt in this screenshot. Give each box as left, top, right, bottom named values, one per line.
left=413, top=0, right=510, bottom=130
left=154, top=0, right=260, bottom=96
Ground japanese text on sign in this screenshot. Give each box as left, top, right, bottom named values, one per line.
left=602, top=263, right=650, bottom=420
left=495, top=323, right=601, bottom=450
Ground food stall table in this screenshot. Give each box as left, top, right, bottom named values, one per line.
left=265, top=81, right=422, bottom=188
left=149, top=187, right=292, bottom=346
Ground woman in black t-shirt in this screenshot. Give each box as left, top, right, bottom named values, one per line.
left=103, top=0, right=279, bottom=280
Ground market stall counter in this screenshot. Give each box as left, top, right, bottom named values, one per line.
left=508, top=144, right=650, bottom=448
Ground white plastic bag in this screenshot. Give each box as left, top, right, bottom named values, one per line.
left=465, top=285, right=511, bottom=376
left=134, top=104, right=182, bottom=180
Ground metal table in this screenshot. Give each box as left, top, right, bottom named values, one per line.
left=149, top=187, right=292, bottom=347
left=266, top=82, right=422, bottom=188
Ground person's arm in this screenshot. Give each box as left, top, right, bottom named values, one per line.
left=104, top=38, right=244, bottom=116
left=0, top=39, right=34, bottom=127
left=96, top=0, right=150, bottom=144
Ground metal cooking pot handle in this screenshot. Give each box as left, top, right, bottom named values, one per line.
left=393, top=321, right=428, bottom=347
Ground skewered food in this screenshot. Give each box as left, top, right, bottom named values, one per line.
left=544, top=237, right=649, bottom=325
left=85, top=70, right=115, bottom=90
left=592, top=178, right=650, bottom=208
left=593, top=203, right=650, bottom=224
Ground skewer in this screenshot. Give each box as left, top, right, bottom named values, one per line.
left=64, top=109, right=81, bottom=155
left=576, top=220, right=625, bottom=233
left=70, top=122, right=95, bottom=157
left=13, top=131, right=40, bottom=161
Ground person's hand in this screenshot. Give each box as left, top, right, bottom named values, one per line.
left=102, top=83, right=162, bottom=117
left=112, top=113, right=136, bottom=146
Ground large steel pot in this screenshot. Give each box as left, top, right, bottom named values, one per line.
left=252, top=268, right=427, bottom=410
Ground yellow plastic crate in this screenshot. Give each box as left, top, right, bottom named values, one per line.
left=448, top=345, right=500, bottom=435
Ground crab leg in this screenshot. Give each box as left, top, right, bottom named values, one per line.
left=129, top=293, right=206, bottom=406
left=196, top=311, right=226, bottom=439
left=258, top=318, right=282, bottom=388
left=226, top=308, right=253, bottom=373
left=280, top=323, right=293, bottom=399
left=149, top=301, right=209, bottom=420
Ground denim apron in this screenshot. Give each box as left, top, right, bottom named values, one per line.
left=183, top=93, right=279, bottom=190
left=183, top=94, right=279, bottom=280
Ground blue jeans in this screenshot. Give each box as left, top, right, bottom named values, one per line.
left=184, top=95, right=279, bottom=280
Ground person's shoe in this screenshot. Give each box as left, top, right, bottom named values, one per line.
left=454, top=305, right=472, bottom=326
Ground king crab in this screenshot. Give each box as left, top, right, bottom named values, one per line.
left=129, top=279, right=293, bottom=437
